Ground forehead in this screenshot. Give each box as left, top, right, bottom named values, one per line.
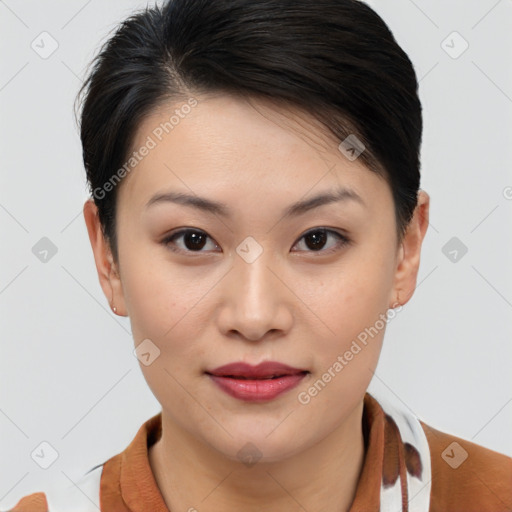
left=117, top=94, right=390, bottom=211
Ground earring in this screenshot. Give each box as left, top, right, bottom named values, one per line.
left=110, top=297, right=117, bottom=314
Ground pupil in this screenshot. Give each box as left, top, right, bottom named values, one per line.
left=186, top=232, right=206, bottom=250
left=306, top=230, right=326, bottom=251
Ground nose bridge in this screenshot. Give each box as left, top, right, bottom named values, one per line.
left=233, top=242, right=279, bottom=309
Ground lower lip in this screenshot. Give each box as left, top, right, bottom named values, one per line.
left=207, top=373, right=307, bottom=402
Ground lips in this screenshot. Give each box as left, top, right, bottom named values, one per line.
left=205, top=361, right=309, bottom=402
left=206, top=361, right=307, bottom=379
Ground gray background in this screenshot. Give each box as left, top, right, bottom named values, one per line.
left=1, top=0, right=511, bottom=508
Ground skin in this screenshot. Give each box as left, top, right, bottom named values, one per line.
left=84, top=93, right=429, bottom=512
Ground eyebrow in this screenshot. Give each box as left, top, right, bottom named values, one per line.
left=144, top=186, right=365, bottom=219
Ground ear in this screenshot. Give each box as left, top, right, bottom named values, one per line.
left=390, top=190, right=430, bottom=308
left=83, top=198, right=127, bottom=316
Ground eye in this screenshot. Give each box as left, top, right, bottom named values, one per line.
left=161, top=229, right=220, bottom=254
left=292, top=228, right=350, bottom=254
left=161, top=227, right=350, bottom=255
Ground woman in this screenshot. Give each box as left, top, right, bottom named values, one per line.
left=8, top=0, right=511, bottom=511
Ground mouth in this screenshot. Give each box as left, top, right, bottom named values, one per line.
left=205, top=361, right=309, bottom=402
left=216, top=374, right=303, bottom=380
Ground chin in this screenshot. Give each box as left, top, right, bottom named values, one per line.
left=204, top=426, right=308, bottom=466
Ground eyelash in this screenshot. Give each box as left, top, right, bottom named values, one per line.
left=161, top=228, right=351, bottom=256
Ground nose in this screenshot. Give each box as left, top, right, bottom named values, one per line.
left=217, top=251, right=293, bottom=342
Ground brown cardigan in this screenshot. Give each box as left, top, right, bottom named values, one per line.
left=6, top=393, right=512, bottom=511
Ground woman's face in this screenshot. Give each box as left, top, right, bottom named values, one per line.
left=86, top=93, right=428, bottom=463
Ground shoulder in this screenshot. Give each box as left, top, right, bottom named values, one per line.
left=368, top=391, right=512, bottom=511
left=4, top=491, right=48, bottom=512
left=421, top=421, right=512, bottom=511
left=4, top=464, right=104, bottom=512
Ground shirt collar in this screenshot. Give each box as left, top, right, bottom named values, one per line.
left=100, top=392, right=431, bottom=511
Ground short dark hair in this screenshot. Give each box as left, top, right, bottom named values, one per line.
left=75, top=0, right=422, bottom=264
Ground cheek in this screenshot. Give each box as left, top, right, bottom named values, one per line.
left=306, top=246, right=395, bottom=361
left=120, top=246, right=191, bottom=326
left=120, top=252, right=212, bottom=369
left=317, top=253, right=393, bottom=321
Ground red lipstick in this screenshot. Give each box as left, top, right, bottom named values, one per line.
left=206, top=362, right=308, bottom=402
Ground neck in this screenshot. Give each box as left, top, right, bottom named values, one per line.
left=149, top=399, right=366, bottom=512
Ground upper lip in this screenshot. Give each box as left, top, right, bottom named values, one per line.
left=206, top=361, right=308, bottom=379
